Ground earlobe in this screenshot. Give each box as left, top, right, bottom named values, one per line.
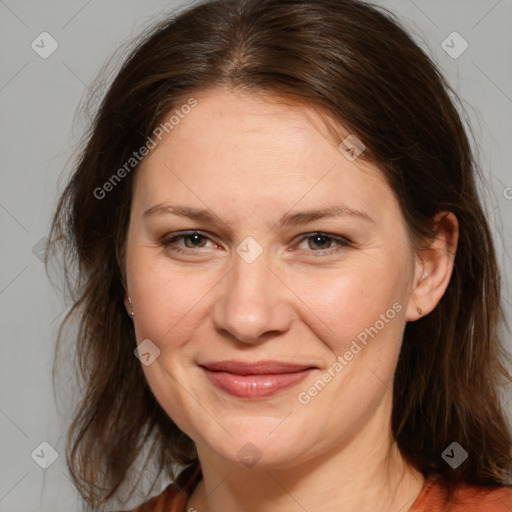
left=122, top=268, right=134, bottom=318
left=406, top=211, right=459, bottom=322
left=124, top=293, right=134, bottom=318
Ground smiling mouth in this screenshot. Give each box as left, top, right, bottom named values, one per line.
left=199, top=360, right=316, bottom=398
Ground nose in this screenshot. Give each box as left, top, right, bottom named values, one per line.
left=212, top=252, right=292, bottom=344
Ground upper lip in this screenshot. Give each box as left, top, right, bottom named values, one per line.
left=199, top=360, right=315, bottom=375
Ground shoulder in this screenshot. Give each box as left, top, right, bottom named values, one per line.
left=117, top=463, right=202, bottom=512
left=412, top=475, right=512, bottom=512
left=452, top=482, right=512, bottom=511
left=115, top=482, right=183, bottom=512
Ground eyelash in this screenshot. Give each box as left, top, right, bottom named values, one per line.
left=159, top=230, right=351, bottom=257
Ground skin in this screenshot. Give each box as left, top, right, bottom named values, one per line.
left=123, top=88, right=458, bottom=512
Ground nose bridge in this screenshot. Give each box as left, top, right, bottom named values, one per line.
left=232, top=254, right=269, bottom=299
left=213, top=245, right=289, bottom=343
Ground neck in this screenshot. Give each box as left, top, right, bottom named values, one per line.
left=186, top=395, right=426, bottom=512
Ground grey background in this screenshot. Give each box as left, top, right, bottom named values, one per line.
left=1, top=0, right=511, bottom=510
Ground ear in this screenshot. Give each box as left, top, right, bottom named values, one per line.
left=122, top=275, right=133, bottom=318
left=121, top=261, right=132, bottom=317
left=405, top=211, right=459, bottom=322
left=124, top=292, right=132, bottom=317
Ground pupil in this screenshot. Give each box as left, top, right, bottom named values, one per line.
left=311, top=235, right=329, bottom=249
left=187, top=234, right=204, bottom=247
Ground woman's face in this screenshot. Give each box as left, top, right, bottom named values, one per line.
left=124, top=88, right=422, bottom=469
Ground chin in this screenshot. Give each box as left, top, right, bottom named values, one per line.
left=193, top=414, right=323, bottom=470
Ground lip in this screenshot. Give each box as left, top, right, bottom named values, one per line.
left=199, top=360, right=316, bottom=398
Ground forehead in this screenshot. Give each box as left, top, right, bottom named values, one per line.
left=131, top=88, right=393, bottom=225
left=153, top=88, right=353, bottom=160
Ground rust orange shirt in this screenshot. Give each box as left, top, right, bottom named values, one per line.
left=410, top=475, right=512, bottom=512
left=120, top=472, right=512, bottom=512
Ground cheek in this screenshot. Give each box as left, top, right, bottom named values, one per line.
left=291, top=260, right=407, bottom=354
left=127, top=239, right=410, bottom=359
left=128, top=255, right=216, bottom=347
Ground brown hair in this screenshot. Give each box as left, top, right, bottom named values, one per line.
left=47, top=0, right=512, bottom=509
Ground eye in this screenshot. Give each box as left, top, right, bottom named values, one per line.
left=159, top=230, right=351, bottom=257
left=294, top=232, right=351, bottom=256
left=160, top=231, right=217, bottom=253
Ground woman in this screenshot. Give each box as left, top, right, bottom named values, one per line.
left=47, top=0, right=512, bottom=510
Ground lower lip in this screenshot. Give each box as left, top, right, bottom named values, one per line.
left=201, top=368, right=313, bottom=398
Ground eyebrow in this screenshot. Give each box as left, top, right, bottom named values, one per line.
left=143, top=203, right=374, bottom=228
